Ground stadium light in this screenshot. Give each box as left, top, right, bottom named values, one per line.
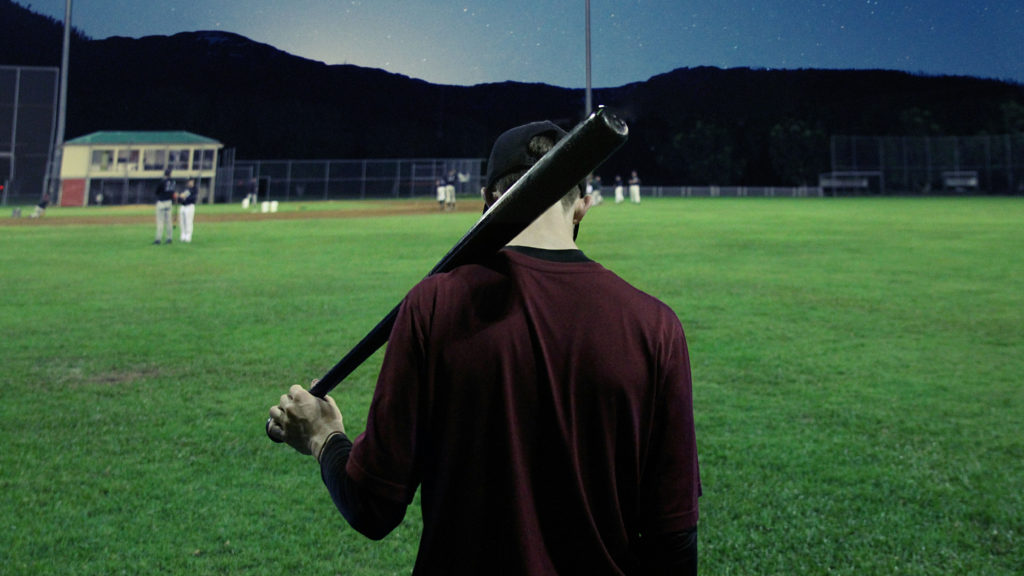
left=47, top=0, right=72, bottom=203
left=585, top=0, right=592, bottom=117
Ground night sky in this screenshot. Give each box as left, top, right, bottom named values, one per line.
left=31, top=0, right=1024, bottom=88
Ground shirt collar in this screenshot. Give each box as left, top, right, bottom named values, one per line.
left=503, top=246, right=591, bottom=263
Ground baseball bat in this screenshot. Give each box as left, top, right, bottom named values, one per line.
left=268, top=107, right=628, bottom=439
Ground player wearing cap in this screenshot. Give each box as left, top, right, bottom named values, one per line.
left=436, top=175, right=448, bottom=210
left=270, top=120, right=701, bottom=575
left=445, top=169, right=457, bottom=211
left=178, top=179, right=198, bottom=243
left=154, top=169, right=176, bottom=244
left=628, top=170, right=642, bottom=204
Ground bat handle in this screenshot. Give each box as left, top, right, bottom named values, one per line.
left=266, top=306, right=399, bottom=442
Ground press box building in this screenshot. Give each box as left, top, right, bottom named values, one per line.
left=59, top=131, right=222, bottom=206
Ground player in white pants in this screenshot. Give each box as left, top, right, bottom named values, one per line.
left=436, top=177, right=447, bottom=211
left=154, top=170, right=176, bottom=244
left=179, top=179, right=197, bottom=242
left=444, top=170, right=457, bottom=211
left=628, top=170, right=641, bottom=204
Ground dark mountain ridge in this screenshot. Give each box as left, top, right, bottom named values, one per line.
left=3, top=0, right=1023, bottom=186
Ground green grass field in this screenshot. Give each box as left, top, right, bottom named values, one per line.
left=1, top=197, right=1021, bottom=575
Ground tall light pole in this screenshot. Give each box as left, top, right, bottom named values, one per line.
left=585, top=0, right=592, bottom=117
left=49, top=0, right=72, bottom=202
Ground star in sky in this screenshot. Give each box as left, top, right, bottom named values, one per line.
left=30, top=0, right=1024, bottom=87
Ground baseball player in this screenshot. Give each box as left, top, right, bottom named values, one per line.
left=629, top=170, right=641, bottom=204
left=154, top=170, right=176, bottom=244
left=178, top=179, right=198, bottom=243
left=269, top=120, right=700, bottom=574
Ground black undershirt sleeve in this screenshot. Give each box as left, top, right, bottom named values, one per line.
left=319, top=433, right=408, bottom=540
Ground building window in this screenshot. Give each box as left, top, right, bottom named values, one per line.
left=168, top=149, right=190, bottom=171
left=117, top=149, right=140, bottom=171
left=144, top=149, right=166, bottom=171
left=192, top=149, right=214, bottom=171
left=91, top=149, right=114, bottom=171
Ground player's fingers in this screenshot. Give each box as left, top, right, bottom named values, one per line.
left=325, top=394, right=339, bottom=411
left=266, top=417, right=285, bottom=443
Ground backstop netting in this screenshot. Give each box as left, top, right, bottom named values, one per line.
left=0, top=66, right=58, bottom=205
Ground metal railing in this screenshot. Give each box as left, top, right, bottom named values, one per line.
left=215, top=158, right=484, bottom=204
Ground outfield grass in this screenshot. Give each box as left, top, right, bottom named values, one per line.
left=1, top=197, right=1021, bottom=575
left=6, top=199, right=412, bottom=220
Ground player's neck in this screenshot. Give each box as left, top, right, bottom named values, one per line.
left=506, top=203, right=576, bottom=250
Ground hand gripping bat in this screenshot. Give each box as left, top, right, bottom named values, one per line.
left=267, top=107, right=628, bottom=441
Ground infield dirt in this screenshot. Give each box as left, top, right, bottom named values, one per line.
left=0, top=200, right=481, bottom=227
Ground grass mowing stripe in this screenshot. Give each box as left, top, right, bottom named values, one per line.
left=1, top=198, right=1021, bottom=575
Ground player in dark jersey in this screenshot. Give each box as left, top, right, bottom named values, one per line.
left=178, top=178, right=197, bottom=242
left=269, top=120, right=700, bottom=575
left=154, top=169, right=176, bottom=244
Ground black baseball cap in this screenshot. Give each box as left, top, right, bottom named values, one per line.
left=483, top=120, right=568, bottom=207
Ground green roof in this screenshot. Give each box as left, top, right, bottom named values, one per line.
left=65, top=131, right=222, bottom=146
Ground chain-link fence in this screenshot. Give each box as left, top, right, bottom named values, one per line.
left=830, top=134, right=1024, bottom=195
left=639, top=185, right=821, bottom=198
left=215, top=158, right=484, bottom=204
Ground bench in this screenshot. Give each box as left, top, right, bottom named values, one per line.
left=818, top=172, right=874, bottom=195
left=942, top=171, right=978, bottom=191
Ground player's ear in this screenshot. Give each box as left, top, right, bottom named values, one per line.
left=574, top=192, right=594, bottom=224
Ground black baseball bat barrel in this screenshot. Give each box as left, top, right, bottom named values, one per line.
left=268, top=108, right=628, bottom=441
